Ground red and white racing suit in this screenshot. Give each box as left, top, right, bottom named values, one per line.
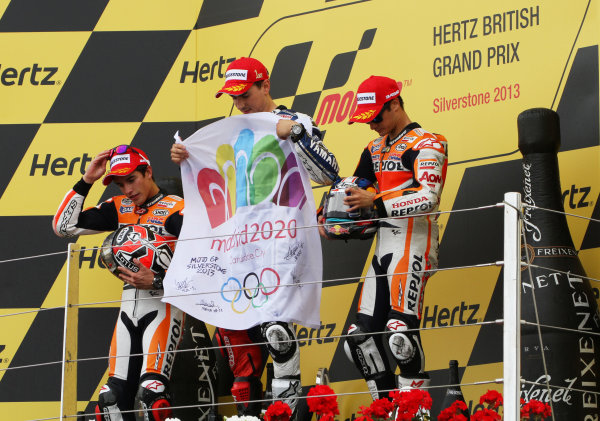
left=345, top=122, right=448, bottom=398
left=53, top=178, right=185, bottom=421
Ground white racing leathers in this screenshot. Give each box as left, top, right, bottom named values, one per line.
left=345, top=122, right=448, bottom=399
left=53, top=183, right=186, bottom=421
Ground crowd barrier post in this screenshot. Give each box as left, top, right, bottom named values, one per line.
left=503, top=192, right=522, bottom=420
left=61, top=243, right=81, bottom=419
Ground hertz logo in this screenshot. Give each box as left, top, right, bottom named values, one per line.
left=0, top=63, right=59, bottom=86
left=562, top=184, right=592, bottom=209
left=295, top=322, right=336, bottom=346
left=179, top=56, right=236, bottom=83
left=421, top=301, right=480, bottom=328
left=30, top=153, right=92, bottom=176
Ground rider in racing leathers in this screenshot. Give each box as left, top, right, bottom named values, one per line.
left=339, top=75, right=448, bottom=400
left=171, top=57, right=339, bottom=418
left=53, top=146, right=188, bottom=421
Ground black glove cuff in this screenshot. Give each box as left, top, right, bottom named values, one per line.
left=73, top=178, right=93, bottom=196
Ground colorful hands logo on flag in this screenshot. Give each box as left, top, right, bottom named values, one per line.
left=197, top=129, right=306, bottom=228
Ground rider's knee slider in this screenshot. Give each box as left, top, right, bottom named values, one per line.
left=261, top=322, right=297, bottom=363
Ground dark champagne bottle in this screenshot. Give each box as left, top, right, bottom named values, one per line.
left=439, top=360, right=469, bottom=419
left=518, top=108, right=600, bottom=419
left=170, top=315, right=218, bottom=421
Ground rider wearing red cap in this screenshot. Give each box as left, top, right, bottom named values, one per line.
left=341, top=75, right=448, bottom=399
left=172, top=57, right=339, bottom=419
left=214, top=56, right=269, bottom=99
left=53, top=145, right=185, bottom=421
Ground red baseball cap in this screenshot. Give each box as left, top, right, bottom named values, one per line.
left=348, top=76, right=402, bottom=124
left=102, top=146, right=151, bottom=185
left=215, top=57, right=269, bottom=98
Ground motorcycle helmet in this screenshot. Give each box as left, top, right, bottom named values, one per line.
left=100, top=224, right=176, bottom=277
left=322, top=177, right=378, bottom=240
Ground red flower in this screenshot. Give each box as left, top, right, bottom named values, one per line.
left=395, top=411, right=417, bottom=421
left=437, top=400, right=469, bottom=421
left=391, top=389, right=432, bottom=421
left=306, top=385, right=340, bottom=416
left=358, top=405, right=372, bottom=416
left=479, top=390, right=503, bottom=409
left=520, top=404, right=530, bottom=419
left=452, top=401, right=468, bottom=412
left=366, top=398, right=394, bottom=419
left=355, top=415, right=374, bottom=421
left=521, top=399, right=551, bottom=419
left=320, top=413, right=336, bottom=421
left=437, top=412, right=468, bottom=421
left=471, top=408, right=501, bottom=421
left=265, top=401, right=292, bottom=421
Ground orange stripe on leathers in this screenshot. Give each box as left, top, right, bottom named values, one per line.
left=108, top=322, right=118, bottom=377
left=52, top=190, right=76, bottom=232
left=394, top=217, right=414, bottom=313
left=146, top=304, right=171, bottom=373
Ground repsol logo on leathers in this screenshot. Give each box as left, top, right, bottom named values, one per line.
left=162, top=318, right=182, bottom=378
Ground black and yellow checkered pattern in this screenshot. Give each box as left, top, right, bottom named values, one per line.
left=0, top=0, right=598, bottom=419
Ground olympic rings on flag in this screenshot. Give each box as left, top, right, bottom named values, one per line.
left=220, top=267, right=281, bottom=314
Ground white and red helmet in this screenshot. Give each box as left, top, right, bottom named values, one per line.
left=100, top=224, right=175, bottom=277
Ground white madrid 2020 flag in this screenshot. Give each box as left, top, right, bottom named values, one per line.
left=163, top=112, right=322, bottom=329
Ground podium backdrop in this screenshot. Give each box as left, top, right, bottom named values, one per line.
left=0, top=0, right=598, bottom=419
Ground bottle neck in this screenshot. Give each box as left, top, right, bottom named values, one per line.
left=448, top=361, right=460, bottom=385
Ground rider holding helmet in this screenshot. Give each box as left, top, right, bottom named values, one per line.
left=328, top=75, right=448, bottom=400
left=53, top=145, right=185, bottom=421
left=321, top=176, right=378, bottom=240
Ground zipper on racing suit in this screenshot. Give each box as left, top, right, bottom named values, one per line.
left=378, top=129, right=406, bottom=179
left=129, top=191, right=167, bottom=318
